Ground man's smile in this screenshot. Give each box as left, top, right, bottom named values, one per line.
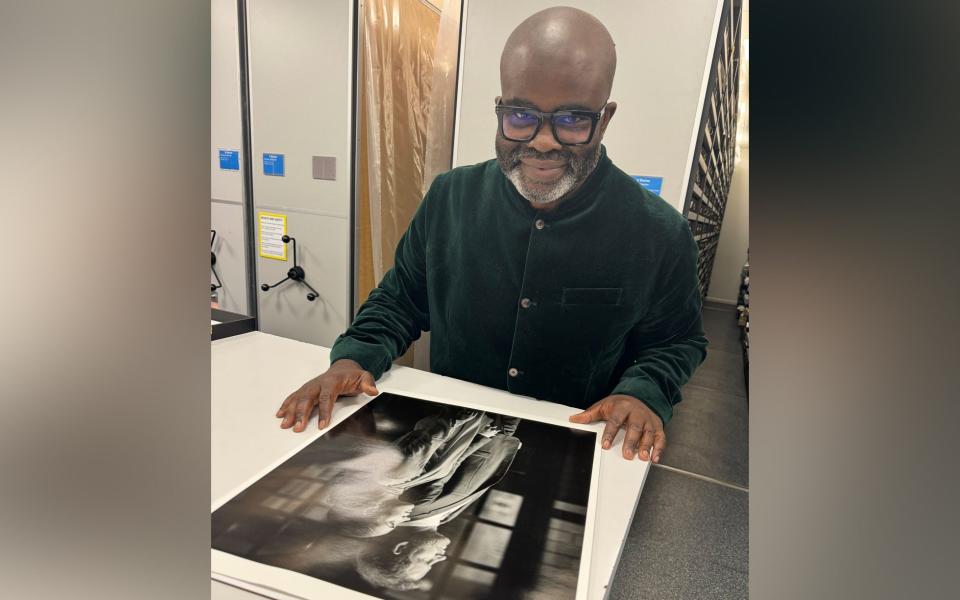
left=520, top=158, right=567, bottom=181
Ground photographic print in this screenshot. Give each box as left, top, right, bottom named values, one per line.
left=212, top=392, right=600, bottom=600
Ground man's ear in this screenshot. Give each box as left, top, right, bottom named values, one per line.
left=598, top=101, right=618, bottom=138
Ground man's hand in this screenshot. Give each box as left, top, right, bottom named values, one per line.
left=276, top=359, right=378, bottom=432
left=568, top=394, right=666, bottom=462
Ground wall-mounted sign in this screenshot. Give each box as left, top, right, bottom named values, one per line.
left=633, top=175, right=664, bottom=196
left=218, top=149, right=240, bottom=170
left=262, top=153, right=285, bottom=177
left=258, top=211, right=288, bottom=260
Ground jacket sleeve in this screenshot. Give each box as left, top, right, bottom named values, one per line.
left=328, top=180, right=435, bottom=378
left=611, top=222, right=708, bottom=424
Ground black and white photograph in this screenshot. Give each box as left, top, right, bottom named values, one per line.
left=212, top=392, right=600, bottom=600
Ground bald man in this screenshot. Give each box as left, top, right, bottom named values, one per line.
left=277, top=7, right=707, bottom=463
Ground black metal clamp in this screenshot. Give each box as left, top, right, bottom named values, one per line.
left=211, top=230, right=223, bottom=293
left=259, top=235, right=319, bottom=301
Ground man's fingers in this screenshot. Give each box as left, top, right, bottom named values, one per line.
left=277, top=390, right=303, bottom=418
left=279, top=396, right=301, bottom=429
left=280, top=403, right=300, bottom=429
left=279, top=367, right=375, bottom=432
left=360, top=372, right=379, bottom=396
left=318, top=395, right=335, bottom=430
left=652, top=430, right=667, bottom=463
left=599, top=414, right=623, bottom=450
left=315, top=384, right=339, bottom=430
left=292, top=396, right=315, bottom=432
left=568, top=400, right=604, bottom=424
left=637, top=428, right=656, bottom=461
left=276, top=395, right=292, bottom=418
left=621, top=423, right=643, bottom=460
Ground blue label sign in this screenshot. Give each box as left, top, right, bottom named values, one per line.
left=263, top=153, right=285, bottom=177
left=633, top=175, right=664, bottom=196
left=218, top=149, right=240, bottom=170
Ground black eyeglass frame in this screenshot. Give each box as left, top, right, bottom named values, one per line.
left=494, top=101, right=606, bottom=146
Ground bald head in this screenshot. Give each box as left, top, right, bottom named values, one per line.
left=495, top=8, right=619, bottom=209
left=500, top=7, right=617, bottom=101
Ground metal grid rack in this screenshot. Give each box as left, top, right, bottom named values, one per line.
left=683, top=0, right=743, bottom=297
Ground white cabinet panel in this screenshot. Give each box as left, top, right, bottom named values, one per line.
left=255, top=212, right=350, bottom=347
left=211, top=201, right=250, bottom=315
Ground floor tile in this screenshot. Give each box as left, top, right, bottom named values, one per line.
left=607, top=467, right=748, bottom=600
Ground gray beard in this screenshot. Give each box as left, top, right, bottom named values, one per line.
left=497, top=144, right=601, bottom=206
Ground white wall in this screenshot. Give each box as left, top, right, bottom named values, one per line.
left=211, top=0, right=249, bottom=314
left=453, top=0, right=722, bottom=212
left=706, top=144, right=748, bottom=303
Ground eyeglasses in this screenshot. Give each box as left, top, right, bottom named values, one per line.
left=495, top=100, right=605, bottom=146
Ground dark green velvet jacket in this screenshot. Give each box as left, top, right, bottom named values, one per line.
left=330, top=147, right=707, bottom=423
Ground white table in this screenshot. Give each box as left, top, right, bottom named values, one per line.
left=212, top=332, right=651, bottom=600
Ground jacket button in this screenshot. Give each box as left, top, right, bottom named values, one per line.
left=534, top=219, right=546, bottom=230
left=508, top=367, right=519, bottom=377
left=520, top=298, right=532, bottom=308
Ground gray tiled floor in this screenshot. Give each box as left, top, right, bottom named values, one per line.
left=698, top=303, right=744, bottom=354
left=661, top=302, right=749, bottom=486
left=607, top=467, right=748, bottom=600
left=687, top=344, right=747, bottom=398
left=607, top=301, right=749, bottom=598
left=661, top=383, right=748, bottom=487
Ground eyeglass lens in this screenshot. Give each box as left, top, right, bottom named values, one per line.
left=501, top=109, right=594, bottom=144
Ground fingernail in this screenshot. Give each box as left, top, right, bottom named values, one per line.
left=625, top=450, right=633, bottom=459
left=640, top=450, right=649, bottom=459
left=602, top=440, right=611, bottom=449
left=653, top=454, right=660, bottom=463
left=318, top=419, right=327, bottom=429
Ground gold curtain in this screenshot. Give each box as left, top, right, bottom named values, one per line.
left=357, top=0, right=460, bottom=368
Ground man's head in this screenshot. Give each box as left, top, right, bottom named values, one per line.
left=495, top=7, right=618, bottom=207
left=356, top=528, right=450, bottom=591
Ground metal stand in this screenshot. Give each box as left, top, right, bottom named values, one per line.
left=259, top=235, right=319, bottom=302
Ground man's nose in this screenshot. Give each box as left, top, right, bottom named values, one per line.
left=527, top=119, right=562, bottom=153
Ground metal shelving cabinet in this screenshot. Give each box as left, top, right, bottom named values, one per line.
left=682, top=0, right=743, bottom=297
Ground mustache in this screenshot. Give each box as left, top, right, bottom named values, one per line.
left=507, top=146, right=572, bottom=166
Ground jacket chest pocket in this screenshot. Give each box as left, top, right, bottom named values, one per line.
left=561, top=287, right=623, bottom=306
left=557, top=287, right=634, bottom=347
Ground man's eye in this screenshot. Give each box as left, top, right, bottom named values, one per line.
left=555, top=115, right=588, bottom=127
left=512, top=112, right=537, bottom=121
